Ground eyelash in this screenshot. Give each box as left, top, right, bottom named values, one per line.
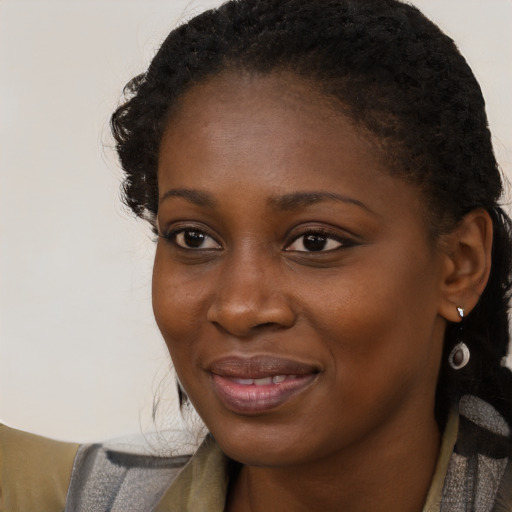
left=161, top=227, right=221, bottom=251
left=161, top=226, right=355, bottom=253
left=285, top=229, right=356, bottom=253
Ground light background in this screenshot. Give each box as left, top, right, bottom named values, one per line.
left=1, top=0, right=511, bottom=443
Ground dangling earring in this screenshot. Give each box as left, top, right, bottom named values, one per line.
left=449, top=307, right=470, bottom=370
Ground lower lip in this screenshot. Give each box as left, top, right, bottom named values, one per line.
left=211, top=374, right=317, bottom=414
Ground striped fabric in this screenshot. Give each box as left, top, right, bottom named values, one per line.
left=64, top=395, right=511, bottom=511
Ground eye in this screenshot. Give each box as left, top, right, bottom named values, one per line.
left=286, top=231, right=348, bottom=252
left=168, top=228, right=221, bottom=250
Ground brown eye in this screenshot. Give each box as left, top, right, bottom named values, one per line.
left=287, top=232, right=344, bottom=252
left=303, top=234, right=329, bottom=251
left=174, top=229, right=221, bottom=250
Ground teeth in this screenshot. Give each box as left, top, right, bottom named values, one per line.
left=235, top=378, right=254, bottom=385
left=253, top=377, right=273, bottom=386
left=231, top=375, right=295, bottom=385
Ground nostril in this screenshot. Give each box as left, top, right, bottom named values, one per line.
left=210, top=319, right=289, bottom=338
left=254, top=321, right=283, bottom=331
left=209, top=320, right=232, bottom=337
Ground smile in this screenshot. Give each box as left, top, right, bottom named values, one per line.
left=231, top=375, right=296, bottom=385
left=208, top=356, right=319, bottom=414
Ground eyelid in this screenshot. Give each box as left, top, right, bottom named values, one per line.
left=284, top=226, right=357, bottom=252
left=160, top=224, right=222, bottom=250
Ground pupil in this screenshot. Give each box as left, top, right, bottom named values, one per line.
left=304, top=234, right=327, bottom=251
left=184, top=231, right=205, bottom=248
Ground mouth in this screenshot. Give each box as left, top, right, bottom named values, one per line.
left=208, top=356, right=320, bottom=415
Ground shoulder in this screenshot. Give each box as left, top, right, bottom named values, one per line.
left=0, top=423, right=79, bottom=512
left=0, top=424, right=192, bottom=512
left=65, top=442, right=190, bottom=511
left=448, top=395, right=512, bottom=511
left=495, top=458, right=512, bottom=512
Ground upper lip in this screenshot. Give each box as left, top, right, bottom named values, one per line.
left=207, top=355, right=320, bottom=379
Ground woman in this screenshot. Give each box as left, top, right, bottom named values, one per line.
left=1, top=0, right=511, bottom=510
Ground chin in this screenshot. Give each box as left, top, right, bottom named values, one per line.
left=207, top=418, right=322, bottom=468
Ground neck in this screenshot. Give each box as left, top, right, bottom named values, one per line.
left=226, top=408, right=441, bottom=512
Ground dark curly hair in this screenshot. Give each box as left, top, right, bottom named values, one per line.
left=111, top=0, right=512, bottom=425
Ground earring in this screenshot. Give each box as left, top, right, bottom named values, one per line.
left=449, top=342, right=470, bottom=369
left=449, top=306, right=470, bottom=370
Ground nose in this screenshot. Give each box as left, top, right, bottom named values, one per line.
left=206, top=250, right=296, bottom=338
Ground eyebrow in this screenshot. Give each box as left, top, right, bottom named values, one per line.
left=159, top=188, right=375, bottom=215
left=268, top=191, right=376, bottom=215
left=159, top=188, right=217, bottom=208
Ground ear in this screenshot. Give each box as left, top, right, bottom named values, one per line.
left=438, top=208, right=493, bottom=323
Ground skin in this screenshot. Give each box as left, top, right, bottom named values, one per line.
left=152, top=71, right=489, bottom=512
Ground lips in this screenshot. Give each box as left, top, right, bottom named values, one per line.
left=208, top=356, right=319, bottom=414
left=208, top=355, right=319, bottom=378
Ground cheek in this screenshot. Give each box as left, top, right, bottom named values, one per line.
left=307, top=245, right=443, bottom=388
left=152, top=246, right=209, bottom=353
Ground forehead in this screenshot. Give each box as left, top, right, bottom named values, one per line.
left=171, top=70, right=343, bottom=121
left=160, top=71, right=383, bottom=184
left=157, top=70, right=427, bottom=232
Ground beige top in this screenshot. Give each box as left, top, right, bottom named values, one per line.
left=0, top=425, right=79, bottom=512
left=0, top=414, right=458, bottom=512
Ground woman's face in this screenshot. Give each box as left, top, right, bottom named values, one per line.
left=153, top=72, right=448, bottom=468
